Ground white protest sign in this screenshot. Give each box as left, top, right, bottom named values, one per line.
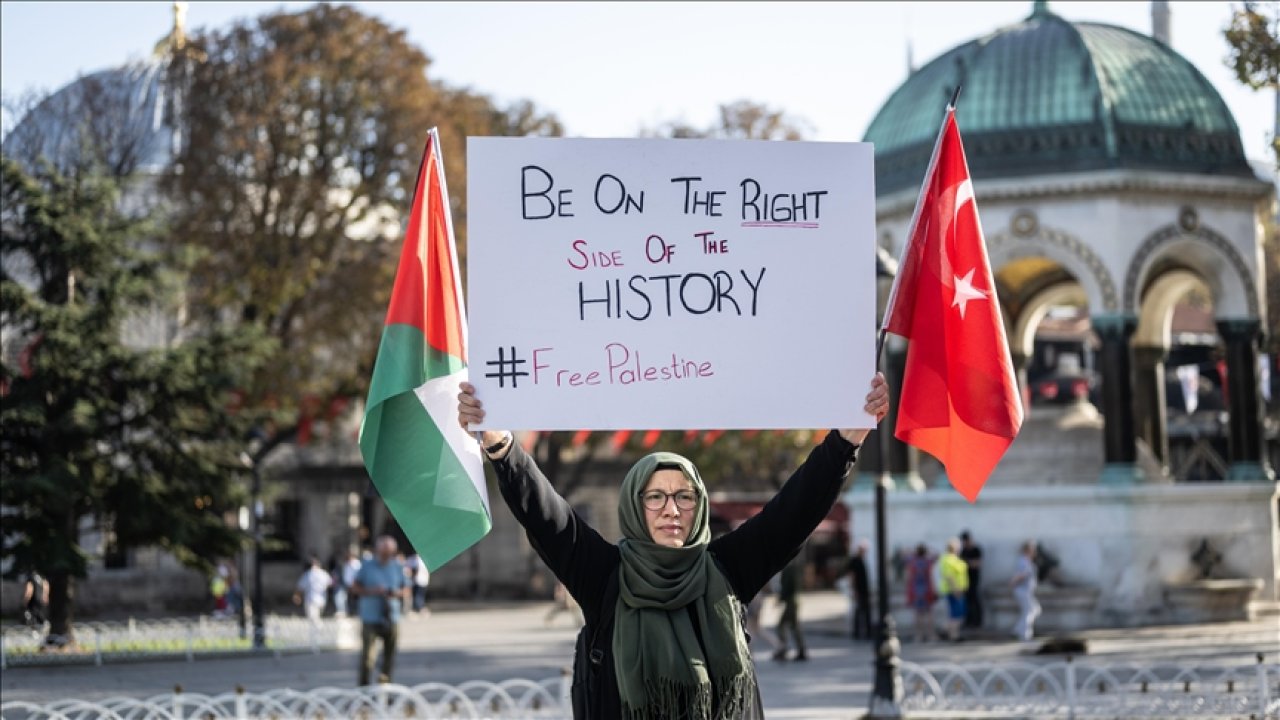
left=466, top=137, right=876, bottom=431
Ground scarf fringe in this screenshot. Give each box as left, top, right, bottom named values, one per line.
left=621, top=668, right=756, bottom=720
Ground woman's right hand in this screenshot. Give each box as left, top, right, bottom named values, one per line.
left=458, top=382, right=509, bottom=451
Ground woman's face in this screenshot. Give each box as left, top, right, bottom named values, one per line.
left=641, top=469, right=696, bottom=548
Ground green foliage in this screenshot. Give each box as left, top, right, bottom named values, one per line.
left=646, top=100, right=811, bottom=141
left=1226, top=1, right=1280, bottom=90
left=1225, top=1, right=1280, bottom=164
left=165, top=4, right=562, bottom=458
left=0, top=157, right=269, bottom=635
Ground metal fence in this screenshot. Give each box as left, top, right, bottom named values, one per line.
left=2, top=656, right=1275, bottom=718
left=0, top=679, right=571, bottom=720
left=899, top=654, right=1279, bottom=718
left=1, top=615, right=357, bottom=668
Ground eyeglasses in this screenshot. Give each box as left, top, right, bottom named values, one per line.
left=640, top=490, right=699, bottom=511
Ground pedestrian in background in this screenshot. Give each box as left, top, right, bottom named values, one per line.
left=959, top=530, right=983, bottom=629
left=352, top=536, right=410, bottom=685
left=22, top=571, right=48, bottom=627
left=405, top=552, right=431, bottom=615
left=846, top=539, right=871, bottom=641
left=210, top=568, right=229, bottom=617
left=1011, top=540, right=1041, bottom=641
left=905, top=544, right=936, bottom=643
left=938, top=538, right=969, bottom=641
left=332, top=549, right=358, bottom=618
left=294, top=555, right=332, bottom=622
left=772, top=551, right=808, bottom=662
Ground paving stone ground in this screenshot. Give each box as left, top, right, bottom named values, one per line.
left=3, top=591, right=1275, bottom=718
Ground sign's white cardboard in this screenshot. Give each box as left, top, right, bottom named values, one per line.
left=466, top=137, right=877, bottom=431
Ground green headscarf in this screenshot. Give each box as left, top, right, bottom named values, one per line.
left=613, top=452, right=755, bottom=720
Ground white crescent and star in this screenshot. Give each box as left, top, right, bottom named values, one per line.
left=951, top=268, right=988, bottom=319
left=947, top=178, right=989, bottom=320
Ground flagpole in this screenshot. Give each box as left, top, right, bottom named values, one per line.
left=867, top=84, right=963, bottom=720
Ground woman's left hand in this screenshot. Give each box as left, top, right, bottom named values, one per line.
left=839, top=372, right=889, bottom=446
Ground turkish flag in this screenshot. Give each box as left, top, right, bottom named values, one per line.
left=882, top=108, right=1023, bottom=502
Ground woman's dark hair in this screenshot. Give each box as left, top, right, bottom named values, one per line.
left=915, top=544, right=927, bottom=557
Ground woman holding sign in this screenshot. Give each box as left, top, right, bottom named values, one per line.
left=457, top=374, right=888, bottom=720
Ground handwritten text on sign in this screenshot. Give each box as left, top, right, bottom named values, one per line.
left=466, top=138, right=876, bottom=431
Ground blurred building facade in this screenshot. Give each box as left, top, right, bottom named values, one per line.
left=849, top=1, right=1278, bottom=630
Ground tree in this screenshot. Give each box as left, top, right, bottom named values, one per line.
left=646, top=100, right=811, bottom=141
left=1, top=64, right=172, bottom=181
left=0, top=158, right=268, bottom=644
left=1225, top=1, right=1280, bottom=164
left=166, top=5, right=562, bottom=471
left=1224, top=3, right=1280, bottom=369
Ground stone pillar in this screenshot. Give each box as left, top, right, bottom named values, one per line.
left=1011, top=350, right=1031, bottom=414
left=884, top=336, right=925, bottom=491
left=1217, top=318, right=1273, bottom=482
left=1093, top=314, right=1141, bottom=484
left=1132, top=344, right=1170, bottom=466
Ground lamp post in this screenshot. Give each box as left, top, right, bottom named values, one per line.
left=868, top=329, right=904, bottom=718
left=250, top=459, right=265, bottom=649
left=868, top=471, right=903, bottom=717
left=240, top=447, right=266, bottom=650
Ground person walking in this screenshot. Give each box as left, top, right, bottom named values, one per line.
left=22, top=571, right=48, bottom=627
left=294, top=555, right=332, bottom=622
left=772, top=551, right=808, bottom=662
left=846, top=539, right=871, bottom=641
left=458, top=373, right=889, bottom=719
left=959, top=530, right=983, bottom=629
left=1011, top=540, right=1041, bottom=641
left=937, top=539, right=969, bottom=641
left=335, top=549, right=361, bottom=617
left=405, top=552, right=431, bottom=616
left=904, top=544, right=936, bottom=643
left=221, top=561, right=244, bottom=619
left=351, top=536, right=410, bottom=685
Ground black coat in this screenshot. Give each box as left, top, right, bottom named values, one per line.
left=492, top=431, right=858, bottom=719
left=847, top=554, right=870, bottom=600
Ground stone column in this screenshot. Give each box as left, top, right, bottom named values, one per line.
left=1093, top=314, right=1141, bottom=484
left=1217, top=318, right=1273, bottom=482
left=1011, top=350, right=1031, bottom=414
left=884, top=336, right=925, bottom=491
left=1132, top=344, right=1170, bottom=466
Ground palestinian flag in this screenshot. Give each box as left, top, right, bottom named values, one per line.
left=359, top=128, right=490, bottom=571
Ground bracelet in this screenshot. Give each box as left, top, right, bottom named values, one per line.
left=484, top=431, right=513, bottom=456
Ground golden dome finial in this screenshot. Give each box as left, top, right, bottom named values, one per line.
left=155, top=1, right=203, bottom=61
left=172, top=2, right=188, bottom=50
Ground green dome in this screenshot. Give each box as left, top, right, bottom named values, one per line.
left=864, top=5, right=1252, bottom=196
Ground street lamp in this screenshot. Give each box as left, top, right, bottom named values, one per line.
left=868, top=471, right=903, bottom=718
left=240, top=447, right=266, bottom=650
left=868, top=276, right=904, bottom=717
left=250, top=459, right=265, bottom=649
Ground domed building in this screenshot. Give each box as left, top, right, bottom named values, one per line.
left=1, top=2, right=191, bottom=182
left=2, top=60, right=181, bottom=179
left=847, top=2, right=1278, bottom=630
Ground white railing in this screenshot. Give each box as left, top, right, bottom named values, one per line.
left=0, top=678, right=572, bottom=720
left=1, top=657, right=1274, bottom=718
left=899, top=654, right=1279, bottom=718
left=1, top=615, right=358, bottom=668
